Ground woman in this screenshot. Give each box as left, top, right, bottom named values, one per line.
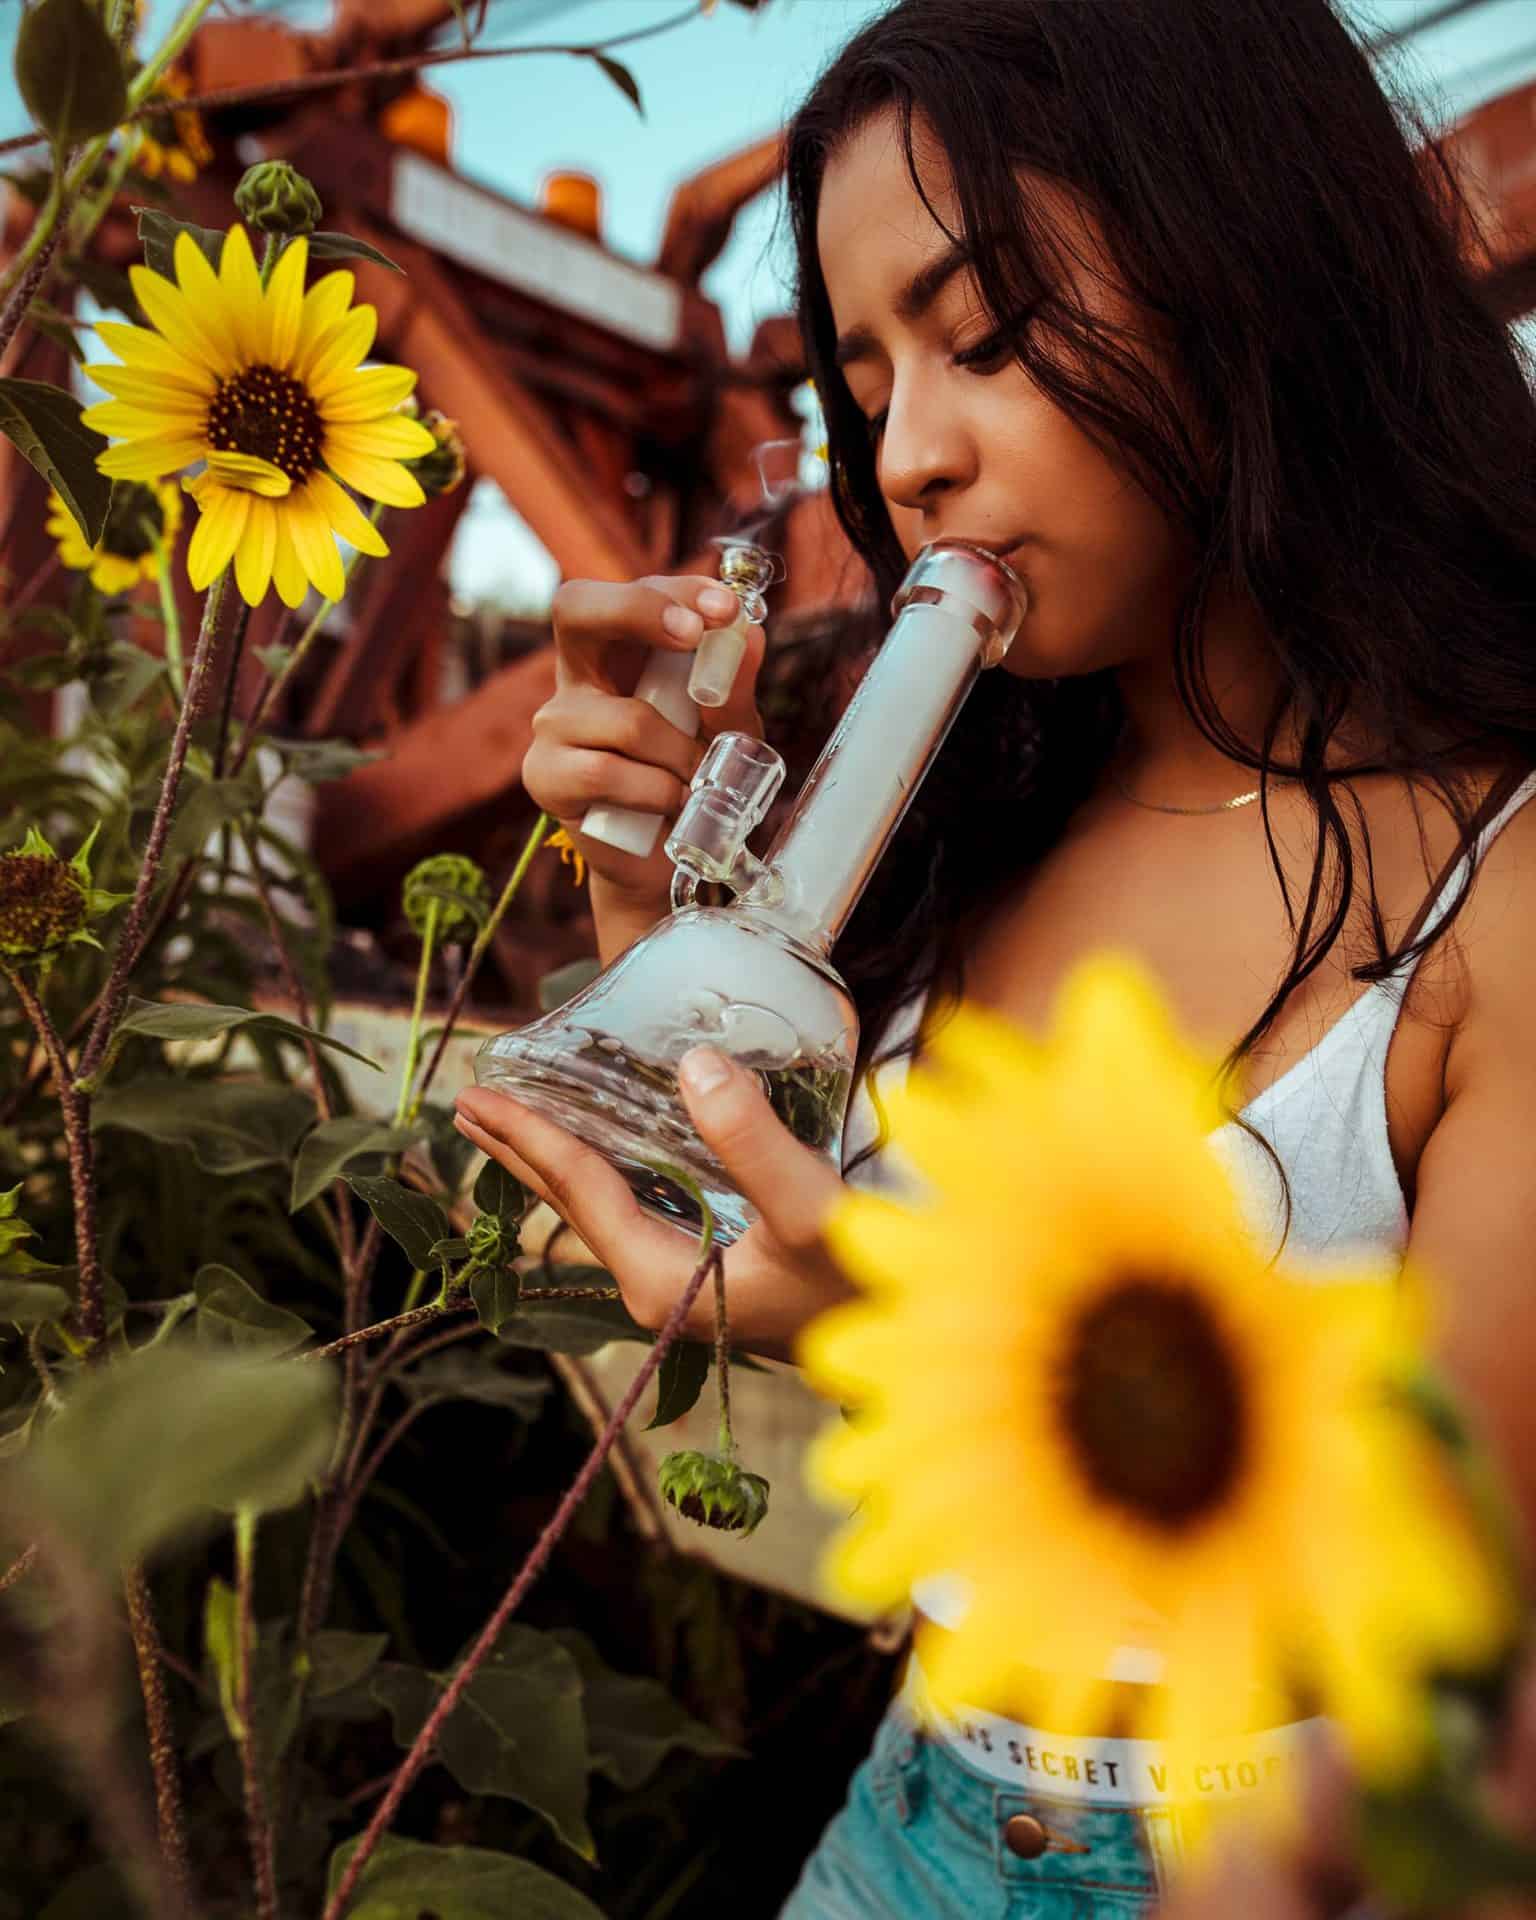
left=454, top=1, right=1536, bottom=1910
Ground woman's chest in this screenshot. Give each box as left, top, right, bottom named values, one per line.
left=957, top=797, right=1465, bottom=1206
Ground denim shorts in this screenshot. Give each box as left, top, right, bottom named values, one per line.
left=778, top=1698, right=1174, bottom=1919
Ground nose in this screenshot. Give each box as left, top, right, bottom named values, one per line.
left=878, top=372, right=978, bottom=520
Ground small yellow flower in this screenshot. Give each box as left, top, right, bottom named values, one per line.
left=132, top=69, right=212, bottom=185
left=798, top=955, right=1512, bottom=1825
left=45, top=476, right=181, bottom=595
left=83, top=225, right=437, bottom=608
left=544, top=826, right=587, bottom=887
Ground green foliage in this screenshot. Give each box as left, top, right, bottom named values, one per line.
left=25, top=1342, right=337, bottom=1565
left=589, top=53, right=644, bottom=118
left=0, top=379, right=111, bottom=546
left=131, top=204, right=224, bottom=278
left=326, top=1835, right=606, bottom=1920
left=342, top=1171, right=451, bottom=1270
left=193, top=1263, right=312, bottom=1355
left=307, top=231, right=405, bottom=276
left=290, top=1116, right=424, bottom=1213
left=14, top=0, right=127, bottom=147
left=645, top=1336, right=712, bottom=1431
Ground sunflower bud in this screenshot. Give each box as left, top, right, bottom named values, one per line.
left=405, top=411, right=467, bottom=499
left=0, top=826, right=124, bottom=966
left=658, top=1449, right=770, bottom=1537
left=402, top=853, right=489, bottom=942
left=234, top=161, right=323, bottom=239
left=466, top=1210, right=512, bottom=1265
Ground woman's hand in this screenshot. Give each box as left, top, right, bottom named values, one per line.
left=453, top=1045, right=857, bottom=1361
left=524, top=574, right=766, bottom=946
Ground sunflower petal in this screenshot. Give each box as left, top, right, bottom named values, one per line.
left=304, top=471, right=389, bottom=556
left=322, top=445, right=425, bottom=509
left=97, top=436, right=205, bottom=481
left=264, top=236, right=308, bottom=367
left=86, top=359, right=213, bottom=406
left=205, top=450, right=292, bottom=498
left=128, top=265, right=228, bottom=378
left=316, top=363, right=418, bottom=421
left=304, top=306, right=376, bottom=391
left=282, top=488, right=346, bottom=602
left=325, top=415, right=437, bottom=461
left=294, top=271, right=356, bottom=374
left=186, top=484, right=250, bottom=590
left=217, top=223, right=266, bottom=366
left=172, top=231, right=241, bottom=367
left=234, top=496, right=278, bottom=606
left=93, top=322, right=216, bottom=383
left=271, top=520, right=308, bottom=609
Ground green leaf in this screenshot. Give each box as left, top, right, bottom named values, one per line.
left=588, top=51, right=643, bottom=117
left=62, top=252, right=143, bottom=322
left=420, top=1099, right=479, bottom=1194
left=263, top=735, right=385, bottom=783
left=325, top=1836, right=605, bottom=1920
left=342, top=1173, right=450, bottom=1270
left=194, top=1263, right=312, bottom=1356
left=644, top=1337, right=711, bottom=1432
left=202, top=1574, right=243, bottom=1740
left=92, top=1079, right=315, bottom=1175
left=26, top=1342, right=337, bottom=1566
left=306, top=231, right=405, bottom=275
left=162, top=770, right=263, bottom=865
left=310, top=1628, right=389, bottom=1700
left=132, top=205, right=224, bottom=280
left=291, top=1115, right=423, bottom=1213
left=15, top=0, right=128, bottom=145
left=371, top=1624, right=595, bottom=1859
left=0, top=1276, right=71, bottom=1325
left=489, top=1282, right=640, bottom=1356
left=0, top=377, right=111, bottom=546
left=253, top=642, right=293, bottom=676
left=469, top=1265, right=520, bottom=1336
left=88, top=640, right=165, bottom=713
left=118, top=996, right=382, bottom=1071
left=472, top=1157, right=528, bottom=1226
left=549, top=1628, right=743, bottom=1788
left=538, top=956, right=602, bottom=1012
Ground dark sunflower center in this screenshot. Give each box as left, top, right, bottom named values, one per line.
left=206, top=364, right=322, bottom=484
left=1056, top=1279, right=1247, bottom=1531
left=100, top=481, right=165, bottom=561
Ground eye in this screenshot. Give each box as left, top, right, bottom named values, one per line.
left=952, top=328, right=1014, bottom=374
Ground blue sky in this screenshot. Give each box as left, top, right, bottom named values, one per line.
left=5, top=0, right=1536, bottom=604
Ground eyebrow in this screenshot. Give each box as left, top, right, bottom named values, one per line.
left=832, top=240, right=970, bottom=371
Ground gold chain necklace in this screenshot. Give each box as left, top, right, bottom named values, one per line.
left=1109, top=769, right=1294, bottom=816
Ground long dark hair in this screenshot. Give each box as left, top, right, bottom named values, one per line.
left=782, top=0, right=1536, bottom=1149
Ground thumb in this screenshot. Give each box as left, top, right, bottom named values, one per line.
left=677, top=1045, right=843, bottom=1249
left=696, top=621, right=765, bottom=742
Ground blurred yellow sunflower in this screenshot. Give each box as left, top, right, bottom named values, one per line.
left=132, top=68, right=212, bottom=184
left=798, top=956, right=1512, bottom=1816
left=45, top=475, right=181, bottom=596
left=544, top=824, right=587, bottom=887
left=82, top=225, right=436, bottom=608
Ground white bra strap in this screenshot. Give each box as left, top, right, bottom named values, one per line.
left=1410, top=770, right=1536, bottom=954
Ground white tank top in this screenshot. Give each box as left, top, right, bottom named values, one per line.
left=843, top=770, right=1536, bottom=1642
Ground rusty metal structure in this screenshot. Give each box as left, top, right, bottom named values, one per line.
left=4, top=0, right=1536, bottom=994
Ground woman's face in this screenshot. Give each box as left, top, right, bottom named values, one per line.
left=817, top=108, right=1199, bottom=682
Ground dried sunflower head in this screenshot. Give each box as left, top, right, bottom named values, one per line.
left=0, top=826, right=127, bottom=966
left=658, top=1449, right=770, bottom=1537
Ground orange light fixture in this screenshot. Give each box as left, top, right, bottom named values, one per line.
left=541, top=171, right=603, bottom=241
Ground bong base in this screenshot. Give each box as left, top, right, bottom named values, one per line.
left=474, top=1036, right=756, bottom=1248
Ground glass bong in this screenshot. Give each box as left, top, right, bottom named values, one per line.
left=474, top=535, right=1029, bottom=1246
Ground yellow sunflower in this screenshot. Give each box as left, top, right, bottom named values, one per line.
left=132, top=68, right=213, bottom=184
left=544, top=824, right=587, bottom=887
left=798, top=955, right=1512, bottom=1821
left=82, top=225, right=437, bottom=608
left=45, top=475, right=181, bottom=596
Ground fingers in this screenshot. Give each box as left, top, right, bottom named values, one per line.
left=676, top=1046, right=844, bottom=1252
left=551, top=575, right=741, bottom=693
left=454, top=1088, right=706, bottom=1323
left=523, top=739, right=689, bottom=823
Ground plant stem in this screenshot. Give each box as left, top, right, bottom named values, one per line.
left=233, top=1510, right=278, bottom=1920
left=395, top=899, right=438, bottom=1126
left=0, top=169, right=64, bottom=363
left=122, top=1562, right=196, bottom=1908
left=150, top=532, right=185, bottom=701
left=0, top=1543, right=38, bottom=1594
left=301, top=1298, right=476, bottom=1363
left=322, top=1244, right=722, bottom=1920
left=231, top=507, right=385, bottom=775
left=406, top=811, right=551, bottom=1123
left=3, top=966, right=108, bottom=1347
left=213, top=597, right=253, bottom=777
left=80, top=569, right=228, bottom=1083
left=713, top=1255, right=734, bottom=1457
